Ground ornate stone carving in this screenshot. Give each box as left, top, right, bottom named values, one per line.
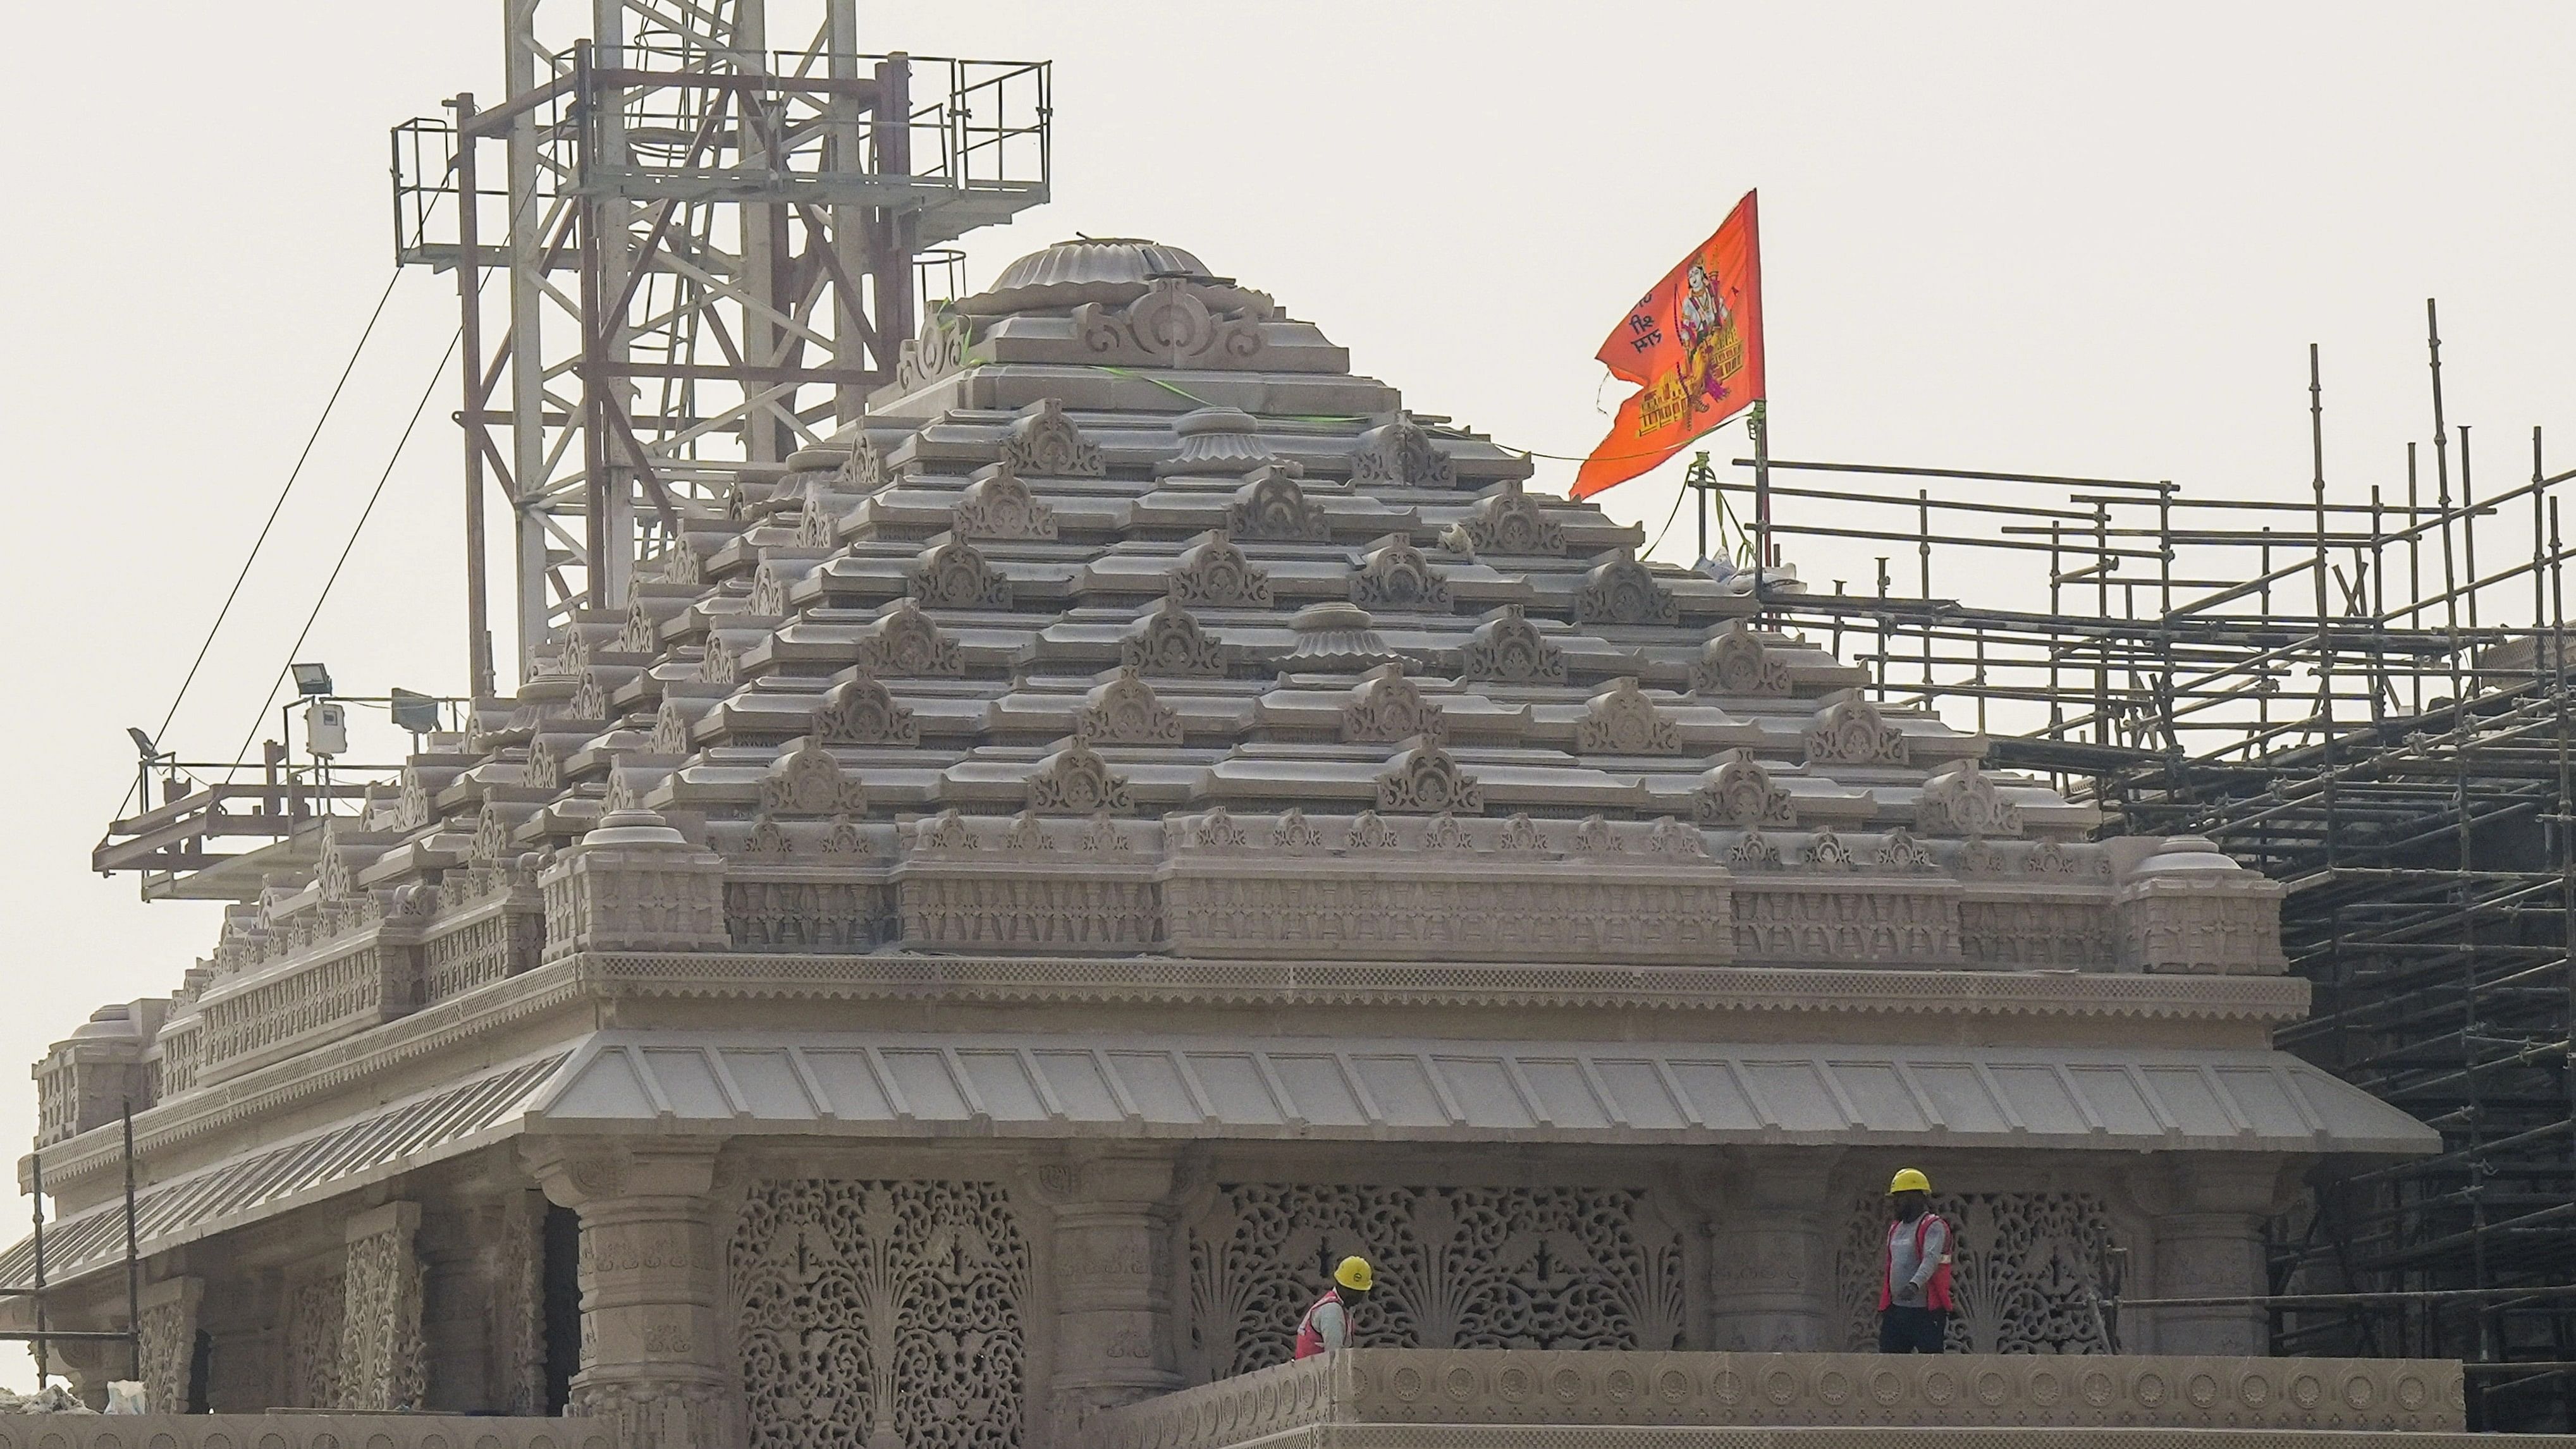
left=1076, top=813, right=1132, bottom=853
left=1342, top=664, right=1447, bottom=745
left=954, top=460, right=1057, bottom=541
left=492, top=1192, right=549, bottom=1415
left=1963, top=898, right=2116, bottom=967
left=1348, top=415, right=1456, bottom=489
left=794, top=479, right=845, bottom=548
left=1577, top=677, right=1683, bottom=754
left=1726, top=829, right=1783, bottom=869
left=1376, top=744, right=1481, bottom=813
left=1028, top=738, right=1136, bottom=814
left=1075, top=279, right=1265, bottom=369
left=1571, top=816, right=1621, bottom=853
left=916, top=810, right=981, bottom=852
left=1731, top=884, right=1962, bottom=962
left=727, top=878, right=889, bottom=950
left=896, top=307, right=971, bottom=391
left=1184, top=1183, right=1687, bottom=1383
left=699, top=633, right=742, bottom=685
left=1093, top=1347, right=2465, bottom=1443
left=1349, top=534, right=1452, bottom=610
left=1575, top=548, right=1680, bottom=625
left=836, top=432, right=888, bottom=492
left=762, top=740, right=869, bottom=815
left=651, top=697, right=700, bottom=755
left=909, top=538, right=1012, bottom=609
left=744, top=814, right=794, bottom=858
left=1803, top=829, right=1860, bottom=871
left=1162, top=406, right=1279, bottom=477
left=1917, top=759, right=2024, bottom=838
left=1694, top=621, right=1794, bottom=696
left=1803, top=692, right=1910, bottom=766
left=1183, top=807, right=1249, bottom=850
left=1836, top=1190, right=2119, bottom=1355
left=1453, top=477, right=1564, bottom=556
left=813, top=674, right=919, bottom=745
left=1497, top=814, right=1549, bottom=852
left=731, top=1179, right=1031, bottom=1449
left=1271, top=809, right=1325, bottom=852
left=1422, top=812, right=1475, bottom=852
left=286, top=1267, right=347, bottom=1409
left=1875, top=827, right=1935, bottom=872
left=137, top=1278, right=203, bottom=1417
left=1458, top=605, right=1567, bottom=684
left=1344, top=810, right=1400, bottom=850
left=1002, top=810, right=1054, bottom=853
left=340, top=1202, right=427, bottom=1410
left=996, top=396, right=1104, bottom=477
left=1647, top=816, right=1711, bottom=858
left=1226, top=465, right=1328, bottom=541
left=1078, top=668, right=1183, bottom=745
left=860, top=599, right=966, bottom=676
left=1693, top=750, right=1795, bottom=827
left=1167, top=530, right=1272, bottom=609
left=1122, top=596, right=1227, bottom=677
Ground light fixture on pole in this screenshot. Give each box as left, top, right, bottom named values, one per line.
left=290, top=663, right=334, bottom=697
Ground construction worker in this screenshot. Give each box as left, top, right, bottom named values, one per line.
left=1294, top=1256, right=1374, bottom=1358
left=1877, top=1168, right=1953, bottom=1353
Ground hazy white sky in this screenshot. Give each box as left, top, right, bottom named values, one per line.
left=0, top=0, right=2568, bottom=1354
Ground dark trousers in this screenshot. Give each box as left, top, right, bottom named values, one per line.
left=1878, top=1305, right=1948, bottom=1354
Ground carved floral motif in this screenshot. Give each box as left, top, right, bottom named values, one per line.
left=761, top=741, right=869, bottom=815
left=1347, top=416, right=1457, bottom=489
left=954, top=460, right=1057, bottom=541
left=1027, top=739, right=1135, bottom=814
left=1349, top=535, right=1452, bottom=610
left=1577, top=678, right=1682, bottom=754
left=732, top=1180, right=1031, bottom=1449
left=1458, top=605, right=1566, bottom=684
left=1167, top=531, right=1273, bottom=609
left=1377, top=745, right=1482, bottom=814
left=909, top=539, right=1012, bottom=610
left=1574, top=549, right=1679, bottom=626
left=1077, top=668, right=1182, bottom=745
left=1122, top=596, right=1227, bottom=677
left=1803, top=693, right=1910, bottom=766
left=1342, top=664, right=1447, bottom=745
left=1000, top=398, right=1104, bottom=479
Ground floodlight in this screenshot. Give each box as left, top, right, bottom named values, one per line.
left=389, top=688, right=440, bottom=735
left=291, top=663, right=334, bottom=696
left=126, top=728, right=157, bottom=759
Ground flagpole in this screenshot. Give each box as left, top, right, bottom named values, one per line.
left=1750, top=400, right=1771, bottom=609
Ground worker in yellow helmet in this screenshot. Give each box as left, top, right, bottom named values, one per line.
left=1294, top=1256, right=1374, bottom=1358
left=1877, top=1168, right=1953, bottom=1353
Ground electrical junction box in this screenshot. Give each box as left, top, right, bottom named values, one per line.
left=305, top=701, right=348, bottom=758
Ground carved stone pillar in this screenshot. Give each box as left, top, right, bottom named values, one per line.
left=526, top=1140, right=737, bottom=1449
left=137, top=1276, right=204, bottom=1415
left=1707, top=1151, right=1841, bottom=1351
left=2135, top=1156, right=2299, bottom=1355
left=340, top=1201, right=427, bottom=1410
left=1035, top=1152, right=1181, bottom=1449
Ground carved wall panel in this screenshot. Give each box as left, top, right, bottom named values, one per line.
left=730, top=1179, right=1031, bottom=1449
left=725, top=878, right=893, bottom=951
left=137, top=1279, right=202, bottom=1417
left=1183, top=1183, right=1689, bottom=1386
left=1961, top=898, right=2116, bottom=967
left=341, top=1206, right=427, bottom=1410
left=285, top=1268, right=347, bottom=1409
left=1729, top=886, right=1961, bottom=965
left=1833, top=1191, right=2120, bottom=1355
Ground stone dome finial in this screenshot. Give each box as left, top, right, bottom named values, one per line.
left=955, top=238, right=1274, bottom=319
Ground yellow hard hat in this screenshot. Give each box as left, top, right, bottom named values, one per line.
left=1334, top=1256, right=1375, bottom=1292
left=1888, top=1168, right=1932, bottom=1195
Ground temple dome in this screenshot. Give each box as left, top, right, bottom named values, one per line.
left=956, top=236, right=1273, bottom=318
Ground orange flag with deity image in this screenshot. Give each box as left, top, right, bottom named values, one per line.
left=1572, top=191, right=1765, bottom=499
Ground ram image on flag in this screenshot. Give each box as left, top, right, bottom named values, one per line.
left=1573, top=190, right=1765, bottom=499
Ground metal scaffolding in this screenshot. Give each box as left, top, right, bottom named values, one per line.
left=392, top=0, right=1050, bottom=687
left=1701, top=304, right=2576, bottom=1430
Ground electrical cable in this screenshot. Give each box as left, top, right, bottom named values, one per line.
left=222, top=324, right=465, bottom=783
left=112, top=267, right=410, bottom=817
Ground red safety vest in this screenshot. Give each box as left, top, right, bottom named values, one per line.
left=1293, top=1288, right=1344, bottom=1359
left=1878, top=1213, right=1954, bottom=1311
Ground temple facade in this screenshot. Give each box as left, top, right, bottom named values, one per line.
left=10, top=239, right=2437, bottom=1448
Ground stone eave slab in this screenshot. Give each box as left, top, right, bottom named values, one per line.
left=515, top=1028, right=2438, bottom=1158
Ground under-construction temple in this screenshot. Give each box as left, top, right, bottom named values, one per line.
left=1695, top=319, right=2576, bottom=1428
left=44, top=0, right=2576, bottom=1443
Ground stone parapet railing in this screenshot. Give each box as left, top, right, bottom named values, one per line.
left=0, top=1417, right=591, bottom=1449
left=1086, top=1350, right=2467, bottom=1449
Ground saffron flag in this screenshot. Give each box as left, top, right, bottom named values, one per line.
left=1573, top=191, right=1765, bottom=499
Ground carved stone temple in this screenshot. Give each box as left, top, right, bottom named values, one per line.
left=8, top=240, right=2448, bottom=1445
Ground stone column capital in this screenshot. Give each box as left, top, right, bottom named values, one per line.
left=522, top=1138, right=724, bottom=1210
